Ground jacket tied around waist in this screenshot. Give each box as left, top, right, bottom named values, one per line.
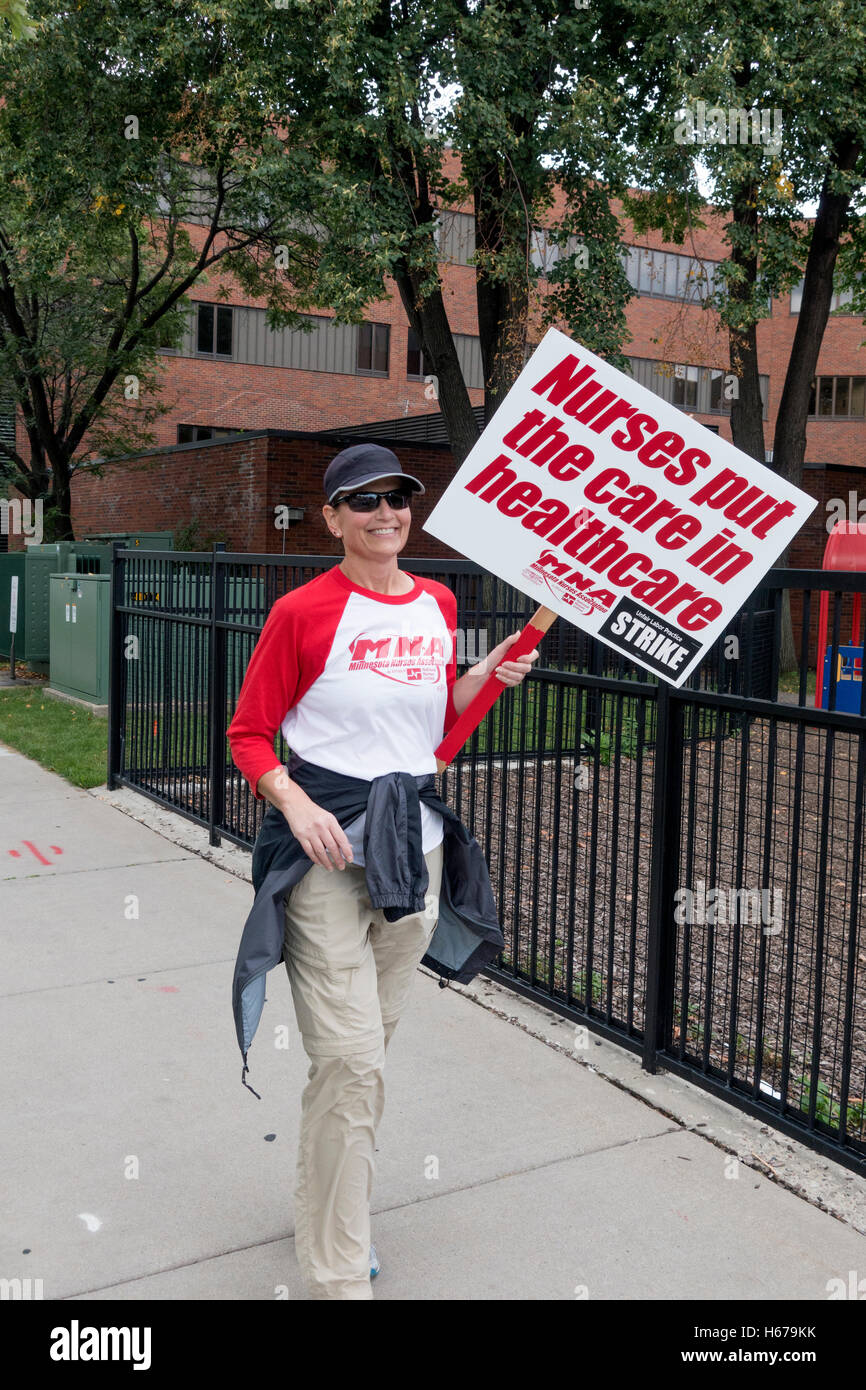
left=232, top=752, right=505, bottom=1098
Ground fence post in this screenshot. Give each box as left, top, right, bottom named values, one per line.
left=642, top=680, right=684, bottom=1072
left=207, top=542, right=227, bottom=846
left=107, top=540, right=125, bottom=789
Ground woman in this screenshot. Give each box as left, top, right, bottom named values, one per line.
left=227, top=441, right=539, bottom=1300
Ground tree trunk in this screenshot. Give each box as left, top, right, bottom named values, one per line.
left=51, top=457, right=74, bottom=542
left=772, top=135, right=859, bottom=673
left=727, top=180, right=766, bottom=464
left=475, top=181, right=529, bottom=426
left=773, top=139, right=859, bottom=494
left=393, top=265, right=481, bottom=467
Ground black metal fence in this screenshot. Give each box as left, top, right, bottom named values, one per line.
left=108, top=545, right=866, bottom=1176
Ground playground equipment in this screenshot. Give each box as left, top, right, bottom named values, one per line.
left=815, top=520, right=866, bottom=713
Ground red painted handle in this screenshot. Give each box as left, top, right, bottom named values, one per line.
left=434, top=607, right=557, bottom=769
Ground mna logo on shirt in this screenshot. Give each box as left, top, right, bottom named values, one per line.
left=348, top=633, right=444, bottom=684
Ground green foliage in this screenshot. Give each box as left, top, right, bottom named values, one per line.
left=542, top=184, right=635, bottom=370
left=223, top=0, right=639, bottom=410
left=8, top=0, right=862, bottom=537
left=173, top=518, right=229, bottom=552
left=627, top=0, right=866, bottom=334
left=580, top=714, right=642, bottom=765
left=0, top=0, right=38, bottom=42
left=576, top=968, right=604, bottom=1006
left=0, top=0, right=334, bottom=529
left=0, top=686, right=107, bottom=787
left=793, top=1072, right=866, bottom=1133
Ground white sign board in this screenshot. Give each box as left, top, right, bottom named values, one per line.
left=423, top=327, right=817, bottom=686
left=9, top=575, right=18, bottom=634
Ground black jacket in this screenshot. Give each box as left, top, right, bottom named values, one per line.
left=232, top=752, right=505, bottom=1097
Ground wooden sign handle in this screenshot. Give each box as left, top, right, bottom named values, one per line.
left=434, top=605, right=558, bottom=771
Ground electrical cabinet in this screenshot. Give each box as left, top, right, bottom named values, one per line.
left=48, top=573, right=111, bottom=705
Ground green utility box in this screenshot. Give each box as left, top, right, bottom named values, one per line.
left=1, top=535, right=174, bottom=670
left=0, top=542, right=110, bottom=670
left=82, top=531, right=174, bottom=549
left=49, top=572, right=111, bottom=706
left=0, top=552, right=26, bottom=661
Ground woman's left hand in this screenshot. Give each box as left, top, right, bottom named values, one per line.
left=484, top=630, right=540, bottom=686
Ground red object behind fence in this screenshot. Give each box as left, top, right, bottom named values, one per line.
left=814, top=521, right=866, bottom=708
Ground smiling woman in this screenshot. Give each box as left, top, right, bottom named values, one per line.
left=323, top=471, right=416, bottom=594
left=225, top=440, right=537, bottom=1301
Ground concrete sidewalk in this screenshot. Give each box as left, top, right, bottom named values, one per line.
left=2, top=740, right=865, bottom=1302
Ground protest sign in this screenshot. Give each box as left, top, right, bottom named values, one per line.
left=424, top=326, right=816, bottom=694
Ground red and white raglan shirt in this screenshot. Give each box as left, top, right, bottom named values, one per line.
left=227, top=565, right=459, bottom=865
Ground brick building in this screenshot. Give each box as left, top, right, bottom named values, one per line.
left=8, top=153, right=866, bottom=563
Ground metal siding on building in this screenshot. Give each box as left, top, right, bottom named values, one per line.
left=230, top=310, right=476, bottom=382
left=628, top=356, right=769, bottom=420
left=229, top=308, right=358, bottom=374
left=180, top=305, right=197, bottom=356
left=440, top=211, right=475, bottom=265
left=455, top=333, right=483, bottom=389
left=329, top=319, right=359, bottom=375
left=0, top=386, right=16, bottom=447
left=626, top=357, right=667, bottom=396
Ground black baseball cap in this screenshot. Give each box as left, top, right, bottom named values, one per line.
left=324, top=443, right=425, bottom=506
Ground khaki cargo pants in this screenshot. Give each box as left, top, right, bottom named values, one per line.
left=282, top=841, right=444, bottom=1300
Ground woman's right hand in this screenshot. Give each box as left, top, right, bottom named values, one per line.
left=281, top=790, right=355, bottom=870
left=256, top=767, right=355, bottom=869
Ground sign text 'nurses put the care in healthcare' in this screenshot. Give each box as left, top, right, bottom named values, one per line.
left=423, top=328, right=817, bottom=687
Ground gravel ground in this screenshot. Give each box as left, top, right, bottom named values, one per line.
left=440, top=719, right=866, bottom=1144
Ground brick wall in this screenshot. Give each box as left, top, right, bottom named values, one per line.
left=64, top=433, right=866, bottom=674
left=71, top=433, right=271, bottom=551
left=70, top=430, right=466, bottom=559
left=264, top=435, right=463, bottom=560
left=69, top=428, right=866, bottom=573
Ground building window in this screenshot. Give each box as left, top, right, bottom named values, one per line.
left=628, top=357, right=769, bottom=419
left=530, top=228, right=562, bottom=274
left=530, top=228, right=584, bottom=276
left=356, top=322, right=389, bottom=375
left=672, top=363, right=699, bottom=409
left=807, top=376, right=866, bottom=418
left=156, top=319, right=181, bottom=353
left=406, top=327, right=427, bottom=379
left=708, top=369, right=766, bottom=414
left=622, top=245, right=718, bottom=304
left=196, top=303, right=234, bottom=356
left=790, top=277, right=856, bottom=314
left=177, top=425, right=244, bottom=443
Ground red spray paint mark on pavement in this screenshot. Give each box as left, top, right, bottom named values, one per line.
left=7, top=842, right=64, bottom=864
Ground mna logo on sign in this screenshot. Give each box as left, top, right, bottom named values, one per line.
left=522, top=547, right=615, bottom=615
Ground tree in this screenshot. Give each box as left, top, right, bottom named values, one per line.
left=224, top=0, right=637, bottom=466
left=0, top=0, right=37, bottom=43
left=629, top=0, right=866, bottom=496
left=0, top=0, right=333, bottom=539
left=621, top=0, right=866, bottom=670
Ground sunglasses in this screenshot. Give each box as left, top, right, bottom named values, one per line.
left=336, top=490, right=413, bottom=512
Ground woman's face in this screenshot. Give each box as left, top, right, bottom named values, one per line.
left=324, top=474, right=412, bottom=561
